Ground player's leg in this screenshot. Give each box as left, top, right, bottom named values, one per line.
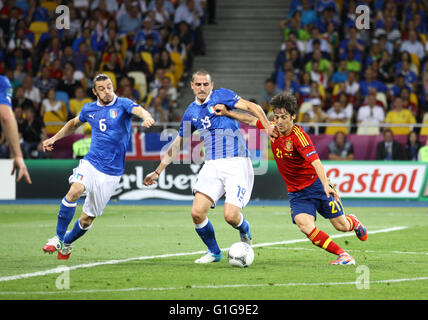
left=294, top=212, right=353, bottom=264
left=316, top=195, right=356, bottom=264
left=223, top=157, right=254, bottom=244
left=58, top=169, right=120, bottom=260
left=327, top=183, right=367, bottom=241
left=224, top=203, right=252, bottom=245
left=43, top=182, right=85, bottom=254
left=192, top=161, right=226, bottom=263
left=326, top=201, right=368, bottom=241
left=192, top=191, right=222, bottom=263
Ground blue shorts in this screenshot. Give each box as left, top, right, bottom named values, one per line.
left=288, top=178, right=344, bottom=223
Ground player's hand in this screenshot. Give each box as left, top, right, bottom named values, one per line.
left=142, top=116, right=155, bottom=128
left=42, top=137, right=55, bottom=152
left=213, top=104, right=229, bottom=116
left=143, top=171, right=159, bottom=186
left=12, top=156, right=32, bottom=184
left=268, top=124, right=279, bottom=140
left=324, top=184, right=340, bottom=202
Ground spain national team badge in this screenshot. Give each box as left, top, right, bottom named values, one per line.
left=110, top=109, right=117, bottom=119
left=285, top=140, right=293, bottom=152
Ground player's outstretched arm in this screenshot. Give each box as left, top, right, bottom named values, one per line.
left=311, top=159, right=340, bottom=202
left=131, top=106, right=155, bottom=128
left=0, top=104, right=32, bottom=184
left=143, top=135, right=184, bottom=186
left=214, top=104, right=258, bottom=126
left=232, top=99, right=277, bottom=138
left=42, top=117, right=83, bottom=152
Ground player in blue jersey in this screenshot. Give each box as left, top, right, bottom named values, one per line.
left=0, top=75, right=32, bottom=184
left=42, top=74, right=155, bottom=259
left=143, top=69, right=275, bottom=263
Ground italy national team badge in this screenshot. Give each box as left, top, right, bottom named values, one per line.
left=285, top=140, right=293, bottom=152
left=207, top=105, right=215, bottom=114
left=110, top=109, right=117, bottom=119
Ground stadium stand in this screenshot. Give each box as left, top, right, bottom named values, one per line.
left=0, top=0, right=209, bottom=159
left=270, top=0, right=428, bottom=159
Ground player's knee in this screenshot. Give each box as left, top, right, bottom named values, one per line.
left=80, top=215, right=94, bottom=229
left=224, top=212, right=239, bottom=226
left=191, top=207, right=207, bottom=224
left=66, top=184, right=84, bottom=202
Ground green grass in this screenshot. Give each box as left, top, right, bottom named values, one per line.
left=0, top=204, right=428, bottom=300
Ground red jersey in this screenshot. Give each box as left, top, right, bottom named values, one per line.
left=269, top=124, right=319, bottom=192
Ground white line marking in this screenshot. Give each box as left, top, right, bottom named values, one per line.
left=0, top=226, right=407, bottom=283
left=1, top=276, right=428, bottom=295
left=269, top=247, right=428, bottom=256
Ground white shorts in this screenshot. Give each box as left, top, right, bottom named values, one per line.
left=193, top=157, right=254, bottom=209
left=69, top=159, right=121, bottom=217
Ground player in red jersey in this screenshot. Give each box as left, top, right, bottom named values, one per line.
left=213, top=92, right=367, bottom=265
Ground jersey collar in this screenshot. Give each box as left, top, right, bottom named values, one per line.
left=194, top=91, right=213, bottom=106
left=97, top=94, right=118, bottom=107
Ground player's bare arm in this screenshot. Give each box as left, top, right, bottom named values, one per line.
left=42, top=117, right=83, bottom=152
left=131, top=106, right=155, bottom=128
left=143, top=135, right=184, bottom=186
left=0, top=104, right=32, bottom=184
left=311, top=159, right=340, bottom=202
left=232, top=99, right=277, bottom=138
left=214, top=104, right=258, bottom=126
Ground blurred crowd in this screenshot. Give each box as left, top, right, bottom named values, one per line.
left=266, top=0, right=428, bottom=134
left=260, top=0, right=428, bottom=160
left=0, top=0, right=213, bottom=158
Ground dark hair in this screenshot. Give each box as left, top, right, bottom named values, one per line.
left=93, top=73, right=110, bottom=87
left=270, top=92, right=298, bottom=116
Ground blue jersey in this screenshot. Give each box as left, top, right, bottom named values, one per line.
left=78, top=96, right=137, bottom=176
left=0, top=75, right=13, bottom=108
left=179, top=88, right=249, bottom=160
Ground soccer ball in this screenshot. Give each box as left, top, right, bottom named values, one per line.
left=227, top=242, right=254, bottom=268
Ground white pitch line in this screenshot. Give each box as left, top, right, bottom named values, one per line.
left=0, top=226, right=407, bottom=283
left=1, top=276, right=428, bottom=295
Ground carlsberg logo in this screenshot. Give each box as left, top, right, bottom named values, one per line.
left=114, top=166, right=200, bottom=200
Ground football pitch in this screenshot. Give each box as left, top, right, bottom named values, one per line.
left=0, top=203, right=428, bottom=300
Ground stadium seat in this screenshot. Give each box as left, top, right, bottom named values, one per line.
left=101, top=71, right=117, bottom=90
left=144, top=92, right=153, bottom=108
left=325, top=122, right=349, bottom=135
left=128, top=71, right=148, bottom=101
left=169, top=52, right=184, bottom=83
left=141, top=52, right=154, bottom=74
left=410, top=53, right=420, bottom=73
left=55, top=91, right=69, bottom=110
left=29, top=21, right=48, bottom=45
left=43, top=103, right=68, bottom=134
left=356, top=122, right=380, bottom=135
left=410, top=92, right=419, bottom=107
left=420, top=115, right=428, bottom=136
left=165, top=71, right=177, bottom=88
left=40, top=1, right=58, bottom=11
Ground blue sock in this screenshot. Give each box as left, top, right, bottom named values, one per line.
left=56, top=197, right=77, bottom=241
left=64, top=219, right=89, bottom=244
left=194, top=218, right=221, bottom=255
left=235, top=213, right=250, bottom=234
